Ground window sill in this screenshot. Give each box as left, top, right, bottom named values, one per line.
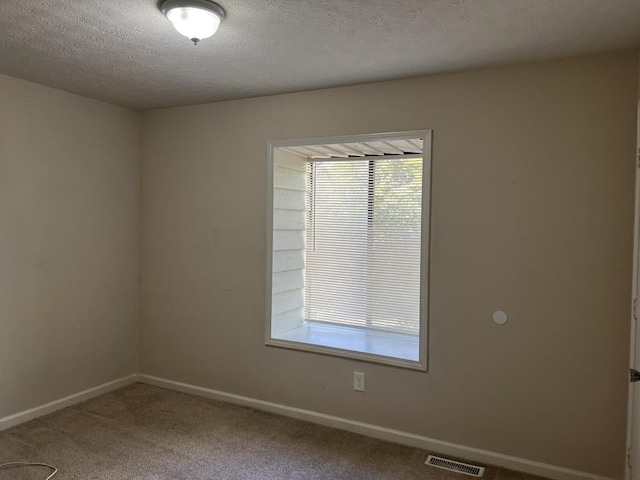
left=267, top=323, right=425, bottom=370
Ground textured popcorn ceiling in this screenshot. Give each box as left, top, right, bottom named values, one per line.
left=1, top=0, right=640, bottom=109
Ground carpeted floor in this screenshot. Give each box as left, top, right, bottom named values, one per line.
left=0, top=383, right=546, bottom=479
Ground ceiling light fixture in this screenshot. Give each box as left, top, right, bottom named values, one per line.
left=160, top=0, right=226, bottom=45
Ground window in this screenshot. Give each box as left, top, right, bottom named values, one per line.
left=266, top=131, right=431, bottom=370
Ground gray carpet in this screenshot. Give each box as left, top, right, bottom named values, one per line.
left=0, top=383, right=546, bottom=479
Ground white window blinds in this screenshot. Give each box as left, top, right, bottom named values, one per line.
left=304, top=156, right=423, bottom=335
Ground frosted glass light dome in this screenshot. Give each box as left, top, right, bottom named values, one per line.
left=161, top=0, right=226, bottom=44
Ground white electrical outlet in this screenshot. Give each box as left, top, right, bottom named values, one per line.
left=353, top=372, right=365, bottom=392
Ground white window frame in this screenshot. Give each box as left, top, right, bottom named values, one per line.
left=265, top=130, right=432, bottom=371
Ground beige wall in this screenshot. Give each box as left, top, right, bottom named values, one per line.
left=138, top=51, right=637, bottom=477
left=0, top=75, right=140, bottom=418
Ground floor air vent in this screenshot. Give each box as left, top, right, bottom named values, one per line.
left=425, top=455, right=485, bottom=477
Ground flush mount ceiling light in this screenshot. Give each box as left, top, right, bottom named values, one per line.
left=160, top=0, right=226, bottom=45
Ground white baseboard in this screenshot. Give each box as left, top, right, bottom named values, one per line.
left=0, top=374, right=138, bottom=431
left=138, top=374, right=614, bottom=480
left=0, top=373, right=616, bottom=480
